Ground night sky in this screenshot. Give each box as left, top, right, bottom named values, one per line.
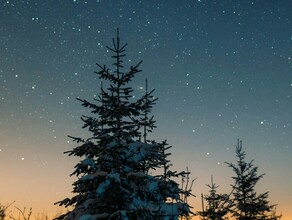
left=0, top=0, right=291, bottom=219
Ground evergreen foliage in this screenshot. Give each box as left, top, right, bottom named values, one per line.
left=226, top=139, right=280, bottom=220
left=0, top=204, right=5, bottom=220
left=55, top=29, right=193, bottom=220
left=197, top=176, right=230, bottom=220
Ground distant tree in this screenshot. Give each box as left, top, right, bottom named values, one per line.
left=34, top=212, right=49, bottom=220
left=0, top=204, right=5, bottom=220
left=55, top=29, right=193, bottom=220
left=0, top=201, right=14, bottom=220
left=9, top=206, right=32, bottom=220
left=266, top=207, right=282, bottom=220
left=226, top=139, right=281, bottom=220
left=197, top=175, right=230, bottom=220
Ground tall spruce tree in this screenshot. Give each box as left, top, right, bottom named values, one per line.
left=197, top=176, right=230, bottom=220
left=226, top=139, right=279, bottom=220
left=55, top=29, right=193, bottom=220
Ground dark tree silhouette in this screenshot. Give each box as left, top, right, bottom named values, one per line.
left=226, top=139, right=280, bottom=220
left=0, top=201, right=14, bottom=220
left=197, top=175, right=230, bottom=220
left=54, top=29, right=193, bottom=220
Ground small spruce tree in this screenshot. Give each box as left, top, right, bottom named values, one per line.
left=55, top=29, right=193, bottom=220
left=197, top=176, right=230, bottom=220
left=226, top=139, right=280, bottom=220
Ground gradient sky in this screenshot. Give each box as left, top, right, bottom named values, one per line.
left=0, top=0, right=291, bottom=219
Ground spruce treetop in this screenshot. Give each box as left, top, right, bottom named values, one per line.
left=54, top=29, right=193, bottom=220
left=226, top=139, right=278, bottom=220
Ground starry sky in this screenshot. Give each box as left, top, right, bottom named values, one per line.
left=0, top=0, right=291, bottom=219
